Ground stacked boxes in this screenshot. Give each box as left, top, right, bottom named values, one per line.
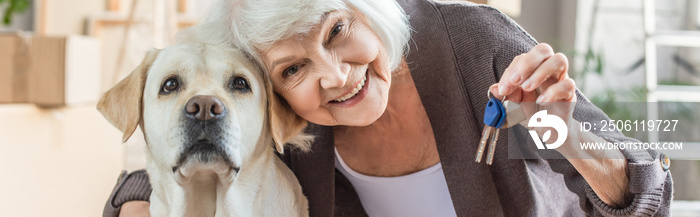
left=0, top=33, right=101, bottom=106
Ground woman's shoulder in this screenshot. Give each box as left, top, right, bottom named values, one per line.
left=399, top=0, right=514, bottom=23
left=401, top=0, right=536, bottom=63
left=401, top=0, right=534, bottom=42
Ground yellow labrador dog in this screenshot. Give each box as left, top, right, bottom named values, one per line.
left=97, top=42, right=310, bottom=217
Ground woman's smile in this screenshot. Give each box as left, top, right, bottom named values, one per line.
left=329, top=69, right=369, bottom=106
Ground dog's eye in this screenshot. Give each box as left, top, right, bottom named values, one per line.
left=231, top=77, right=250, bottom=91
left=161, top=78, right=180, bottom=93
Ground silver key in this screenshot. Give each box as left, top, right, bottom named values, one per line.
left=475, top=126, right=492, bottom=163
left=485, top=127, right=500, bottom=165
left=482, top=100, right=528, bottom=165
left=502, top=100, right=528, bottom=128
left=484, top=100, right=525, bottom=165
left=478, top=88, right=527, bottom=165
left=478, top=98, right=504, bottom=165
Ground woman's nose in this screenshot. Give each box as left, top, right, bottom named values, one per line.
left=319, top=60, right=350, bottom=89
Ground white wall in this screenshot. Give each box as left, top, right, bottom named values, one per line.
left=512, top=0, right=577, bottom=52
left=43, top=0, right=105, bottom=35
left=0, top=104, right=124, bottom=217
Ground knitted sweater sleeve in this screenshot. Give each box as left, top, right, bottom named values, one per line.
left=434, top=2, right=672, bottom=216
left=103, top=170, right=152, bottom=217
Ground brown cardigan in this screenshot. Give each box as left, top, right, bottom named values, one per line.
left=104, top=1, right=673, bottom=216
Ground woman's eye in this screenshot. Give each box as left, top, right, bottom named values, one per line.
left=231, top=76, right=250, bottom=91
left=161, top=78, right=179, bottom=93
left=330, top=24, right=343, bottom=38
left=283, top=65, right=300, bottom=77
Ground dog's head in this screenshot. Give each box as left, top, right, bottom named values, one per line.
left=97, top=44, right=310, bottom=180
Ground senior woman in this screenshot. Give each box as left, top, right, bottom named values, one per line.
left=105, top=0, right=672, bottom=216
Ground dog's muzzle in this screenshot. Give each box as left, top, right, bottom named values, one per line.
left=172, top=95, right=239, bottom=174
left=185, top=95, right=226, bottom=121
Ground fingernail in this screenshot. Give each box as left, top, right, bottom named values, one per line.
left=510, top=74, right=522, bottom=85
left=498, top=84, right=509, bottom=96
left=521, top=80, right=533, bottom=91
left=536, top=95, right=546, bottom=104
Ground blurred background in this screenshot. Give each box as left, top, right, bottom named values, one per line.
left=0, top=0, right=698, bottom=216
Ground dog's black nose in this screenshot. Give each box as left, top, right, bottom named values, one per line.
left=185, top=95, right=226, bottom=121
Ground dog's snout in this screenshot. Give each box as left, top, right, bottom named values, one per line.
left=185, top=95, right=226, bottom=121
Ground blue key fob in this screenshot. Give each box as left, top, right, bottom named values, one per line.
left=483, top=97, right=504, bottom=127
left=494, top=99, right=507, bottom=128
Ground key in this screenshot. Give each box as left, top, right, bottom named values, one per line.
left=477, top=96, right=529, bottom=165
left=476, top=97, right=506, bottom=164
left=486, top=101, right=528, bottom=164
left=502, top=100, right=527, bottom=128
left=485, top=98, right=506, bottom=165
left=485, top=127, right=500, bottom=165
left=475, top=126, right=493, bottom=163
left=486, top=100, right=529, bottom=164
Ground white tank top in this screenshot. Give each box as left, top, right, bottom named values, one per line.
left=334, top=148, right=458, bottom=217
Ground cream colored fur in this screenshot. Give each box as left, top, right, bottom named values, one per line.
left=97, top=43, right=309, bottom=217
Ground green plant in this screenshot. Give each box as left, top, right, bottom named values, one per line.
left=0, top=0, right=30, bottom=26
left=570, top=0, right=700, bottom=140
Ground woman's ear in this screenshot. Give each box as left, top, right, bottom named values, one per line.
left=265, top=77, right=313, bottom=154
left=97, top=49, right=160, bottom=143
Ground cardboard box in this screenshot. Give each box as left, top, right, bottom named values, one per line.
left=0, top=33, right=101, bottom=106
left=0, top=33, right=28, bottom=103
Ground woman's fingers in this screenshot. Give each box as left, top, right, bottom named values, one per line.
left=498, top=43, right=555, bottom=96
left=120, top=201, right=151, bottom=217
left=497, top=55, right=523, bottom=96
left=494, top=43, right=575, bottom=104
left=537, top=77, right=577, bottom=103
left=521, top=52, right=569, bottom=92
left=490, top=83, right=524, bottom=103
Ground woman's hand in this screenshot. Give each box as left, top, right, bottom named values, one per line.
left=491, top=43, right=575, bottom=104
left=490, top=43, right=631, bottom=207
left=119, top=201, right=150, bottom=217
left=490, top=43, right=576, bottom=141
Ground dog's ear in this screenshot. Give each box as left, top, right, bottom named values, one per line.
left=97, top=49, right=160, bottom=143
left=265, top=78, right=313, bottom=154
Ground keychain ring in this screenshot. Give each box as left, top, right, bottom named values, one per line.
left=487, top=84, right=506, bottom=101
left=487, top=84, right=498, bottom=99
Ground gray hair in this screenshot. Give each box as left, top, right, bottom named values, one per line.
left=179, top=0, right=411, bottom=72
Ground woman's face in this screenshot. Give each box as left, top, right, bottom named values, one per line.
left=262, top=10, right=391, bottom=126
